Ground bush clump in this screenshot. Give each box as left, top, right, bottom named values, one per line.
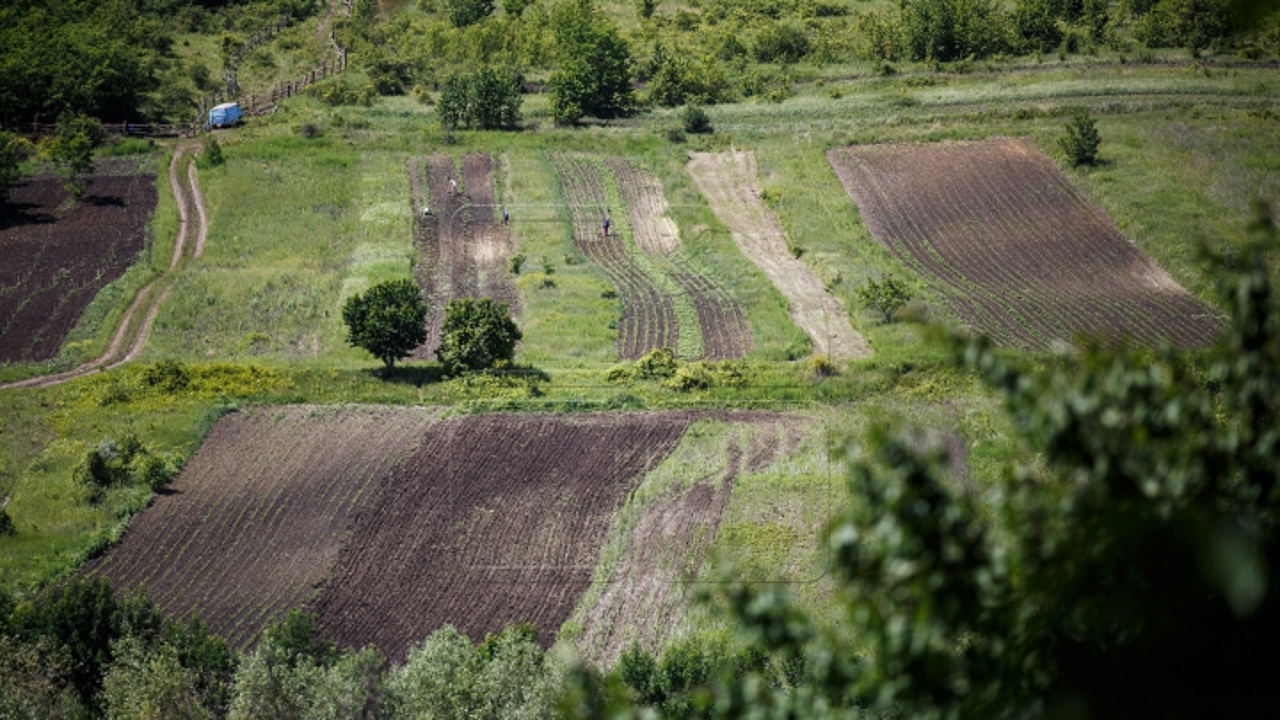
left=1059, top=107, right=1101, bottom=166
left=857, top=274, right=913, bottom=322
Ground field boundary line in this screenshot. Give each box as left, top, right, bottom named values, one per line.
left=0, top=145, right=208, bottom=390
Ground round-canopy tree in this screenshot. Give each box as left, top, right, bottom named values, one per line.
left=341, top=279, right=428, bottom=371
left=438, top=297, right=521, bottom=376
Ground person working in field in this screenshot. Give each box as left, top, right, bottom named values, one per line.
left=603, top=215, right=611, bottom=237
left=422, top=204, right=431, bottom=217
left=450, top=177, right=458, bottom=195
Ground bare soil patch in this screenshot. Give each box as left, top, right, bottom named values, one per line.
left=407, top=153, right=517, bottom=359
left=312, top=411, right=694, bottom=661
left=87, top=406, right=437, bottom=650
left=0, top=160, right=156, bottom=363
left=828, top=138, right=1222, bottom=350
left=687, top=151, right=869, bottom=360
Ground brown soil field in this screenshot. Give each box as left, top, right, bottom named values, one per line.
left=0, top=159, right=156, bottom=363
left=407, top=153, right=517, bottom=359
left=687, top=151, right=869, bottom=360
left=91, top=407, right=813, bottom=660
left=87, top=405, right=439, bottom=649
left=828, top=138, right=1223, bottom=350
left=312, top=411, right=695, bottom=660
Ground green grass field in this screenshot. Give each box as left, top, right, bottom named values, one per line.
left=2, top=40, right=1277, bottom=659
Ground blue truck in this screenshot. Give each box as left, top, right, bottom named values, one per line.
left=208, top=102, right=243, bottom=129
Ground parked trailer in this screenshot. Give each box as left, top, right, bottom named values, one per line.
left=208, top=102, right=243, bottom=129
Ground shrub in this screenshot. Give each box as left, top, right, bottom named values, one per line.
left=443, top=0, right=495, bottom=27
left=1058, top=107, right=1101, bottom=166
left=197, top=136, right=224, bottom=169
left=634, top=348, right=679, bottom=379
left=682, top=105, right=713, bottom=134
left=752, top=21, right=811, bottom=63
left=508, top=253, right=525, bottom=274
left=857, top=274, right=913, bottom=322
left=0, top=507, right=15, bottom=536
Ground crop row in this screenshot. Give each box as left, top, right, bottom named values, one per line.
left=606, top=158, right=753, bottom=360
left=311, top=412, right=694, bottom=660
left=853, top=142, right=1201, bottom=346
left=829, top=140, right=1222, bottom=350
left=548, top=152, right=680, bottom=358
left=549, top=152, right=751, bottom=360
left=88, top=406, right=433, bottom=649
left=407, top=154, right=517, bottom=359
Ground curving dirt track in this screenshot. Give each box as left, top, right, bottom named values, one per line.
left=1, top=146, right=208, bottom=390
left=407, top=153, right=517, bottom=359
left=828, top=138, right=1222, bottom=350
left=687, top=151, right=869, bottom=360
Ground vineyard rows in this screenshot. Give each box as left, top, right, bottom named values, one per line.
left=407, top=152, right=517, bottom=359
left=549, top=153, right=751, bottom=360
left=828, top=138, right=1222, bottom=350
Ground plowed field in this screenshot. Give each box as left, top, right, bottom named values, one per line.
left=90, top=407, right=783, bottom=659
left=549, top=153, right=750, bottom=360
left=86, top=406, right=437, bottom=649
left=0, top=161, right=157, bottom=362
left=828, top=138, right=1222, bottom=350
left=408, top=153, right=517, bottom=358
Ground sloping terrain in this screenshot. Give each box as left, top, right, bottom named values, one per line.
left=829, top=138, right=1223, bottom=349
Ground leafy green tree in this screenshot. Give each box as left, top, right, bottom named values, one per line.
left=901, top=0, right=1010, bottom=61
left=548, top=0, right=635, bottom=124
left=1059, top=106, right=1101, bottom=166
left=9, top=577, right=124, bottom=709
left=387, top=624, right=552, bottom=719
left=341, top=279, right=429, bottom=371
left=437, top=66, right=524, bottom=130
left=49, top=114, right=102, bottom=199
left=102, top=638, right=214, bottom=720
left=228, top=617, right=384, bottom=720
left=856, top=274, right=912, bottom=322
left=443, top=0, right=496, bottom=27
left=0, top=634, right=83, bottom=720
left=437, top=297, right=522, bottom=375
